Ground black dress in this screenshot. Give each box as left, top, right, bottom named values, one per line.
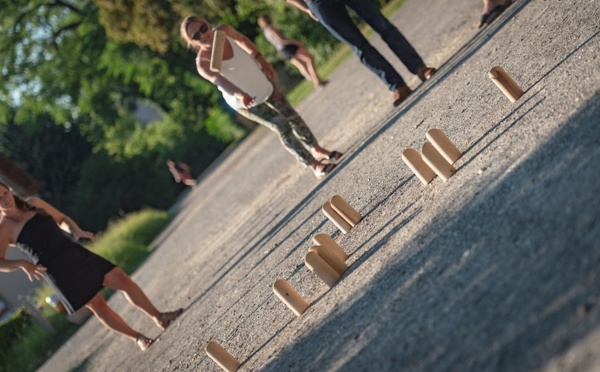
left=16, top=213, right=115, bottom=314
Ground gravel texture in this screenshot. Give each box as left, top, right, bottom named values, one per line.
left=39, top=0, right=600, bottom=371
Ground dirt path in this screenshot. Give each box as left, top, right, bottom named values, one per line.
left=40, top=0, right=600, bottom=371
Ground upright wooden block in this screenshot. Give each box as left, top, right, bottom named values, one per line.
left=402, top=148, right=437, bottom=185
left=210, top=30, right=227, bottom=72
left=488, top=66, right=524, bottom=103
left=421, top=142, right=456, bottom=181
left=308, top=246, right=348, bottom=276
left=206, top=341, right=241, bottom=372
left=312, top=233, right=348, bottom=261
left=322, top=201, right=352, bottom=234
left=426, top=129, right=462, bottom=164
left=330, top=195, right=362, bottom=226
left=272, top=279, right=310, bottom=316
left=305, top=251, right=341, bottom=287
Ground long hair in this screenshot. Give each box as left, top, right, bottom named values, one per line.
left=180, top=15, right=205, bottom=52
left=0, top=181, right=35, bottom=212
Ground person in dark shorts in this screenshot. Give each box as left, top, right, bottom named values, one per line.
left=258, top=14, right=328, bottom=88
left=0, top=182, right=182, bottom=351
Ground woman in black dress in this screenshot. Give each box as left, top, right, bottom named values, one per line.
left=0, top=182, right=182, bottom=351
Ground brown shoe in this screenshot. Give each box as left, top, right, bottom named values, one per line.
left=417, top=66, right=437, bottom=82
left=393, top=85, right=412, bottom=107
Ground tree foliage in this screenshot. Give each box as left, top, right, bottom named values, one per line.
left=0, top=0, right=371, bottom=230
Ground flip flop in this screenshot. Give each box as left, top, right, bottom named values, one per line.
left=136, top=335, right=154, bottom=351
left=158, top=308, right=184, bottom=330
left=315, top=162, right=337, bottom=179
left=478, top=1, right=513, bottom=28
left=328, top=151, right=343, bottom=163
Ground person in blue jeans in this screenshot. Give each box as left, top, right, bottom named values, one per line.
left=287, top=0, right=436, bottom=107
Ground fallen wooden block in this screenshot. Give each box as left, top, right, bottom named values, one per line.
left=421, top=142, right=456, bottom=181
left=210, top=30, right=226, bottom=72
left=272, top=279, right=310, bottom=317
left=488, top=66, right=524, bottom=103
left=312, top=233, right=348, bottom=261
left=206, top=341, right=241, bottom=372
left=305, top=251, right=341, bottom=287
left=330, top=195, right=362, bottom=226
left=426, top=129, right=462, bottom=164
left=322, top=201, right=352, bottom=234
left=308, top=246, right=348, bottom=276
left=402, top=148, right=436, bottom=185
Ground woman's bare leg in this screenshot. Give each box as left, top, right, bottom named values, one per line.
left=85, top=294, right=152, bottom=350
left=103, top=267, right=182, bottom=330
left=291, top=47, right=325, bottom=87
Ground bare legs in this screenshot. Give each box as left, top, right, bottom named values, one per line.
left=290, top=47, right=326, bottom=88
left=85, top=267, right=183, bottom=351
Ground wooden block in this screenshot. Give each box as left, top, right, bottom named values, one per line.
left=206, top=341, right=241, bottom=372
left=308, top=246, right=348, bottom=276
left=312, top=233, right=348, bottom=261
left=330, top=195, right=362, bottom=226
left=426, top=129, right=462, bottom=164
left=402, top=148, right=436, bottom=185
left=322, top=201, right=352, bottom=234
left=488, top=66, right=524, bottom=103
left=210, top=30, right=227, bottom=72
left=305, top=251, right=341, bottom=287
left=273, top=279, right=310, bottom=316
left=421, top=142, right=455, bottom=181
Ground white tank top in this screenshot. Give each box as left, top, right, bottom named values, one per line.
left=264, top=26, right=285, bottom=51
left=204, top=37, right=274, bottom=110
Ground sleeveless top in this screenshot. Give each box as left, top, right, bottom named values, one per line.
left=199, top=37, right=274, bottom=110
left=263, top=25, right=285, bottom=51
left=16, top=213, right=115, bottom=314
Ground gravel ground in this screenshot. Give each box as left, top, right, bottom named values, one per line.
left=39, top=0, right=600, bottom=371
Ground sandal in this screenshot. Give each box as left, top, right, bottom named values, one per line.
left=417, top=67, right=437, bottom=82
left=136, top=335, right=154, bottom=351
left=157, top=308, right=184, bottom=330
left=314, top=162, right=337, bottom=179
left=328, top=151, right=344, bottom=163
left=478, top=0, right=512, bottom=28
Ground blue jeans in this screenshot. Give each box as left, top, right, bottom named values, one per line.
left=307, top=0, right=425, bottom=91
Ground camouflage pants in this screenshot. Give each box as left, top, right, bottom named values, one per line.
left=237, top=87, right=318, bottom=166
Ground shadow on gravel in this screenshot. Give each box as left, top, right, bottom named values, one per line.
left=260, top=95, right=600, bottom=371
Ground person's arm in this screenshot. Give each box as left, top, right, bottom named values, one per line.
left=0, top=223, right=47, bottom=281
left=286, top=0, right=319, bottom=21
left=27, top=197, right=95, bottom=241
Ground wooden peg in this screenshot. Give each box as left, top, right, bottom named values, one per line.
left=330, top=195, right=362, bottom=226
left=312, top=233, right=348, bottom=261
left=308, top=246, right=348, bottom=276
left=210, top=30, right=227, bottom=72
left=322, top=201, right=352, bottom=234
left=426, top=129, right=462, bottom=164
left=488, top=66, right=524, bottom=103
left=272, top=279, right=310, bottom=316
left=402, top=148, right=436, bottom=185
left=206, top=341, right=241, bottom=372
left=305, top=251, right=341, bottom=287
left=421, top=142, right=455, bottom=181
